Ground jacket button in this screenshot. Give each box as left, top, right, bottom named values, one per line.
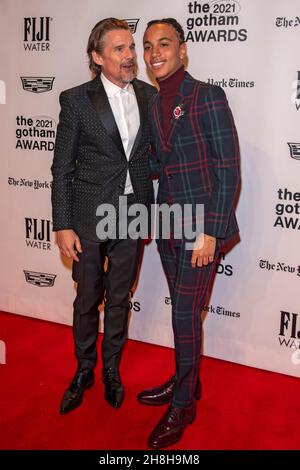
left=119, top=184, right=123, bottom=189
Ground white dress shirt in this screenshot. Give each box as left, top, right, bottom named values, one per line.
left=101, top=72, right=140, bottom=194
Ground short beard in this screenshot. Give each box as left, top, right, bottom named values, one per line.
left=122, top=69, right=135, bottom=84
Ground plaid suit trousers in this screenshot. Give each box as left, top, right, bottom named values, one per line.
left=157, top=238, right=222, bottom=408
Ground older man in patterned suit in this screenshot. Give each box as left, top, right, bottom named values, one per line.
left=138, top=18, right=240, bottom=449
left=51, top=18, right=155, bottom=414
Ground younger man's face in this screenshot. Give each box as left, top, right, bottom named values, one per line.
left=143, top=23, right=186, bottom=81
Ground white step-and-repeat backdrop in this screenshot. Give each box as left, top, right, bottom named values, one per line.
left=0, top=0, right=299, bottom=377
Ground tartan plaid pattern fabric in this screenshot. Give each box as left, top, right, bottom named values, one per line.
left=150, top=72, right=240, bottom=407
left=150, top=72, right=240, bottom=240
left=158, top=238, right=221, bottom=408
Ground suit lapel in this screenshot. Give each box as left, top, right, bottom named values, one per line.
left=152, top=72, right=196, bottom=155
left=87, top=76, right=125, bottom=157
left=151, top=94, right=168, bottom=152
left=164, top=73, right=194, bottom=150
left=129, top=79, right=147, bottom=160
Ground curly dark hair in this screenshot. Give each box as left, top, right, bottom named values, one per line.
left=144, top=18, right=185, bottom=44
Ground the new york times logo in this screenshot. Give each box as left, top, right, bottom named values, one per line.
left=124, top=19, right=139, bottom=34
left=23, top=17, right=52, bottom=51
left=163, top=301, right=240, bottom=319
left=25, top=218, right=51, bottom=250
left=186, top=0, right=247, bottom=43
left=259, top=259, right=300, bottom=278
left=203, top=304, right=240, bottom=318
left=276, top=16, right=300, bottom=29
left=207, top=77, right=254, bottom=88
left=8, top=177, right=51, bottom=190
left=279, top=311, right=300, bottom=351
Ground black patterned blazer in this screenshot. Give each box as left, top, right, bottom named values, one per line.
left=51, top=75, right=156, bottom=241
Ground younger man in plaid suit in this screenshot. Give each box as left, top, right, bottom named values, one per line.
left=138, top=18, right=240, bottom=449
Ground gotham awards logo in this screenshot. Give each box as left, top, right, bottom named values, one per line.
left=216, top=252, right=233, bottom=276
left=185, top=0, right=247, bottom=43
left=274, top=188, right=300, bottom=230
left=15, top=115, right=56, bottom=151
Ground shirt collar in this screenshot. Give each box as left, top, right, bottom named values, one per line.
left=101, top=72, right=133, bottom=98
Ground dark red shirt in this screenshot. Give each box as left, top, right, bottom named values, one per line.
left=158, top=66, right=185, bottom=138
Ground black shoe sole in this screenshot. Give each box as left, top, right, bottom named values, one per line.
left=148, top=416, right=196, bottom=449
left=148, top=431, right=184, bottom=450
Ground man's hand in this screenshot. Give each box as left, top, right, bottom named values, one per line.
left=191, top=233, right=216, bottom=268
left=56, top=229, right=82, bottom=262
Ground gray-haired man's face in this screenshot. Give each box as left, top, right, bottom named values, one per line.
left=92, top=29, right=137, bottom=87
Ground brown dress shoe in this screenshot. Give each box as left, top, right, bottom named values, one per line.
left=148, top=403, right=197, bottom=449
left=137, top=375, right=201, bottom=406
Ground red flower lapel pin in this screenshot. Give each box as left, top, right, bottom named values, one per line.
left=173, top=103, right=185, bottom=120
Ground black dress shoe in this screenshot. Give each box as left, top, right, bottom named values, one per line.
left=148, top=403, right=196, bottom=449
left=137, top=375, right=201, bottom=406
left=60, top=370, right=94, bottom=415
left=102, top=368, right=124, bottom=409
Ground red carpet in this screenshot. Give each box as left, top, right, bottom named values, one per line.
left=0, top=310, right=299, bottom=450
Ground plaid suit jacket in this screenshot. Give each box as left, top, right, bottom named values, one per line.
left=150, top=72, right=240, bottom=240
